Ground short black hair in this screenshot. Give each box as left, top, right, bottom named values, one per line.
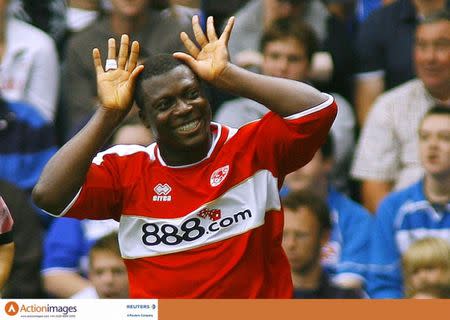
left=260, top=17, right=319, bottom=63
left=134, top=54, right=185, bottom=110
left=282, top=190, right=332, bottom=234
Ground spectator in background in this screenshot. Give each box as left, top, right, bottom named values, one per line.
left=227, top=0, right=328, bottom=68
left=66, top=0, right=102, bottom=33
left=41, top=217, right=119, bottom=298
left=162, top=0, right=201, bottom=26
left=409, top=283, right=450, bottom=298
left=109, top=115, right=154, bottom=146
left=368, top=106, right=450, bottom=298
left=351, top=11, right=450, bottom=213
left=316, top=0, right=359, bottom=103
left=357, top=0, right=381, bottom=22
left=402, top=237, right=450, bottom=298
left=0, top=196, right=14, bottom=294
left=282, top=135, right=372, bottom=291
left=0, top=180, right=43, bottom=298
left=0, top=0, right=60, bottom=121
left=201, top=0, right=249, bottom=31
left=62, top=0, right=191, bottom=138
left=354, top=0, right=449, bottom=125
left=215, top=18, right=356, bottom=192
left=10, top=0, right=67, bottom=49
left=72, top=232, right=128, bottom=298
left=283, top=190, right=364, bottom=298
left=0, top=96, right=57, bottom=193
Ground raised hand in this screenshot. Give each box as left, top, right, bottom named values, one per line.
left=92, top=34, right=144, bottom=112
left=173, top=16, right=235, bottom=82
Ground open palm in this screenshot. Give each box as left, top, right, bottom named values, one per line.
left=174, top=16, right=235, bottom=82
left=93, top=35, right=144, bottom=111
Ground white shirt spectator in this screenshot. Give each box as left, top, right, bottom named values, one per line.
left=0, top=17, right=59, bottom=121
left=351, top=79, right=439, bottom=190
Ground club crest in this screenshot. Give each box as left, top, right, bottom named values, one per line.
left=210, top=165, right=229, bottom=187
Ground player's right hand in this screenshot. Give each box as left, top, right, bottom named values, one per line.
left=93, top=34, right=144, bottom=112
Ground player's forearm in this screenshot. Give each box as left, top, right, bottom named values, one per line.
left=32, top=107, right=126, bottom=214
left=213, top=63, right=328, bottom=116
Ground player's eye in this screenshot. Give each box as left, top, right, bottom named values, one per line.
left=185, top=89, right=200, bottom=100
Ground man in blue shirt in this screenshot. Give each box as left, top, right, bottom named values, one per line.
left=41, top=212, right=118, bottom=298
left=283, top=190, right=363, bottom=298
left=368, top=106, right=450, bottom=298
left=282, top=134, right=372, bottom=290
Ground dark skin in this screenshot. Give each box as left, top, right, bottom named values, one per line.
left=138, top=66, right=212, bottom=165
left=32, top=15, right=328, bottom=214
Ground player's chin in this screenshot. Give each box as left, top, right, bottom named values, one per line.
left=176, top=132, right=210, bottom=151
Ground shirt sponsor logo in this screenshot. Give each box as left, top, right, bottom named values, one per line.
left=197, top=208, right=221, bottom=221
left=210, top=165, right=229, bottom=187
left=153, top=183, right=172, bottom=202
left=141, top=208, right=252, bottom=247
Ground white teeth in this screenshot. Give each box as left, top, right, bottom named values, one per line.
left=178, top=120, right=199, bottom=132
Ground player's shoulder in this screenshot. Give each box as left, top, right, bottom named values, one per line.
left=376, top=181, right=424, bottom=221
left=93, top=143, right=156, bottom=166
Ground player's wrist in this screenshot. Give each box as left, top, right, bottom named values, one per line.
left=95, top=105, right=128, bottom=127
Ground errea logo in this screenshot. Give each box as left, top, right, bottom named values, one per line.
left=210, top=165, right=229, bottom=187
left=153, top=183, right=172, bottom=202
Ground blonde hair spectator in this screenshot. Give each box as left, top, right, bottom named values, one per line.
left=402, top=237, right=450, bottom=298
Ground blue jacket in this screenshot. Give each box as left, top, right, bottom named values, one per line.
left=324, top=187, right=372, bottom=285
left=281, top=186, right=373, bottom=285
left=42, top=217, right=119, bottom=276
left=368, top=179, right=450, bottom=298
left=0, top=100, right=56, bottom=190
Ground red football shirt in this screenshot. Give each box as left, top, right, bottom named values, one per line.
left=62, top=96, right=337, bottom=298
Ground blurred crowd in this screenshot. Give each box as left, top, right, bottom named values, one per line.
left=0, top=0, right=449, bottom=299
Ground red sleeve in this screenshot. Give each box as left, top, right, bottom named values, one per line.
left=251, top=94, right=337, bottom=178
left=62, top=145, right=150, bottom=221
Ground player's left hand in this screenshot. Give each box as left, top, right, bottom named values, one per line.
left=173, top=15, right=234, bottom=83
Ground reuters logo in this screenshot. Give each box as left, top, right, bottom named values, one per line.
left=5, top=301, right=19, bottom=316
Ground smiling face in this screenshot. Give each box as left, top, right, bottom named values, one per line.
left=414, top=19, right=450, bottom=97
left=139, top=65, right=212, bottom=162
